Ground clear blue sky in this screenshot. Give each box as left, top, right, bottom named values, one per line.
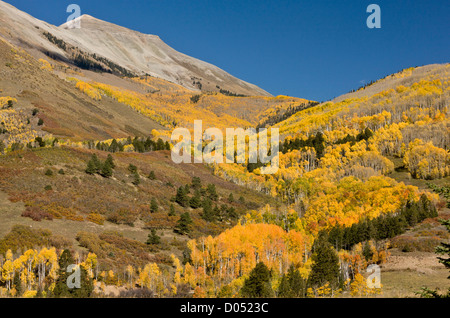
left=5, top=0, right=449, bottom=101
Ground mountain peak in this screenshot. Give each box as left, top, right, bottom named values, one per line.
left=0, top=0, right=271, bottom=96
left=59, top=13, right=112, bottom=29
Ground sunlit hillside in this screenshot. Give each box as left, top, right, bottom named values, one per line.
left=0, top=2, right=448, bottom=300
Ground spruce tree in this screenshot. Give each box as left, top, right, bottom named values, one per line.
left=148, top=171, right=156, bottom=180
left=105, top=154, right=115, bottom=169
left=174, top=212, right=192, bottom=235
left=308, top=232, right=341, bottom=290
left=108, top=139, right=120, bottom=153
left=362, top=241, right=374, bottom=262
left=191, top=176, right=202, bottom=190
left=85, top=159, right=96, bottom=175
left=240, top=262, right=274, bottom=298
left=100, top=158, right=113, bottom=178
left=85, top=154, right=102, bottom=175
left=156, top=138, right=165, bottom=150
left=150, top=198, right=158, bottom=213
left=169, top=204, right=176, bottom=216
left=201, top=198, right=214, bottom=222
left=53, top=249, right=75, bottom=297
left=175, top=186, right=188, bottom=207
left=146, top=229, right=161, bottom=245
left=189, top=190, right=202, bottom=209
left=277, top=264, right=306, bottom=298
left=207, top=184, right=218, bottom=201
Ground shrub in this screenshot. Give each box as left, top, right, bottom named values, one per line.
left=391, top=236, right=441, bottom=252
left=0, top=225, right=52, bottom=254
left=190, top=95, right=201, bottom=104
left=87, top=213, right=105, bottom=225
left=106, top=209, right=137, bottom=226
left=21, top=206, right=54, bottom=221
left=45, top=169, right=53, bottom=176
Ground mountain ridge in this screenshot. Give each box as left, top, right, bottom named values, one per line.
left=0, top=0, right=271, bottom=96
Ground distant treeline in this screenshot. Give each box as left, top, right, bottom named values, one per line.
left=219, top=89, right=246, bottom=97
left=85, top=137, right=171, bottom=153
left=257, top=101, right=320, bottom=129
left=322, top=194, right=438, bottom=251
left=43, top=31, right=136, bottom=77
left=244, top=128, right=374, bottom=174
left=280, top=128, right=374, bottom=157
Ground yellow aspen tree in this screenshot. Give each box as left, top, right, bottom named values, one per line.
left=2, top=259, right=14, bottom=290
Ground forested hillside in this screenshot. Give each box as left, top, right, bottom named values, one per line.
left=0, top=19, right=448, bottom=298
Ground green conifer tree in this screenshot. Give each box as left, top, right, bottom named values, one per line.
left=308, top=232, right=341, bottom=290
left=240, top=262, right=274, bottom=298
left=174, top=212, right=193, bottom=235
left=146, top=229, right=161, bottom=245
left=169, top=204, right=176, bottom=216
left=150, top=198, right=158, bottom=213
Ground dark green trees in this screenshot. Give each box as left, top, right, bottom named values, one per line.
left=146, top=229, right=161, bottom=245
left=86, top=154, right=102, bottom=174
left=52, top=249, right=93, bottom=298
left=174, top=212, right=193, bottom=235
left=277, top=264, right=306, bottom=298
left=189, top=190, right=202, bottom=209
left=100, top=159, right=113, bottom=178
left=190, top=94, right=201, bottom=104
left=86, top=153, right=115, bottom=178
left=175, top=186, right=189, bottom=207
left=191, top=176, right=202, bottom=190
left=150, top=198, right=158, bottom=213
left=128, top=164, right=140, bottom=185
left=35, top=137, right=45, bottom=147
left=169, top=204, right=176, bottom=216
left=206, top=184, right=218, bottom=201
left=85, top=160, right=96, bottom=175
left=201, top=198, right=214, bottom=222
left=308, top=233, right=341, bottom=290
left=240, top=262, right=274, bottom=298
left=105, top=154, right=115, bottom=169
left=325, top=195, right=438, bottom=251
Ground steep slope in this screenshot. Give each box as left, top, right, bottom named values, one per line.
left=0, top=36, right=166, bottom=142
left=274, top=63, right=449, bottom=139
left=0, top=0, right=271, bottom=96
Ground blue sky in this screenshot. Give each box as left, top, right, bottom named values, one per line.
left=5, top=0, right=449, bottom=101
